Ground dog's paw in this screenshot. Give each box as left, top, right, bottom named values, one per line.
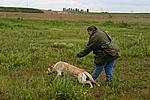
left=90, top=86, right=93, bottom=88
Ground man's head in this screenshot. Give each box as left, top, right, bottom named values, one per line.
left=87, top=25, right=98, bottom=35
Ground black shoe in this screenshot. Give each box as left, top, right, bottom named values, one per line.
left=106, top=80, right=112, bottom=87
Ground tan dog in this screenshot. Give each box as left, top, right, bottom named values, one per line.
left=47, top=61, right=100, bottom=88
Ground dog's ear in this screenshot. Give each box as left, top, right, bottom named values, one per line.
left=48, top=64, right=53, bottom=67
left=48, top=64, right=55, bottom=72
left=48, top=64, right=53, bottom=71
left=48, top=64, right=51, bottom=67
left=47, top=64, right=54, bottom=75
left=47, top=67, right=52, bottom=75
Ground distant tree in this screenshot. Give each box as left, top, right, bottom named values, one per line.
left=71, top=8, right=73, bottom=12
left=80, top=9, right=84, bottom=13
left=63, top=8, right=66, bottom=11
left=63, top=8, right=89, bottom=13
left=48, top=9, right=52, bottom=11
left=87, top=9, right=89, bottom=13
left=75, top=8, right=78, bottom=12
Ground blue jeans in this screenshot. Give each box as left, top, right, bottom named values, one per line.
left=92, top=60, right=115, bottom=81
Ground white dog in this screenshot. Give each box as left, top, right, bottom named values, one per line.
left=47, top=61, right=99, bottom=88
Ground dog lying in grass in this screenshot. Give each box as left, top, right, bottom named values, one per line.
left=47, top=61, right=100, bottom=88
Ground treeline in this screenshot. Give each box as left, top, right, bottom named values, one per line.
left=63, top=8, right=89, bottom=13
left=0, top=7, right=43, bottom=13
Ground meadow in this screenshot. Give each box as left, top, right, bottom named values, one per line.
left=0, top=13, right=150, bottom=99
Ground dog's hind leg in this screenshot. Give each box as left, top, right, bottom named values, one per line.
left=78, top=73, right=93, bottom=88
left=91, top=81, right=100, bottom=87
left=84, top=72, right=100, bottom=87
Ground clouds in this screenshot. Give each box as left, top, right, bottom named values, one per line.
left=84, top=0, right=150, bottom=12
left=0, top=0, right=27, bottom=7
left=0, top=0, right=150, bottom=13
left=109, top=0, right=150, bottom=12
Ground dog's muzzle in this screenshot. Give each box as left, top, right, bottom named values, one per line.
left=46, top=71, right=51, bottom=75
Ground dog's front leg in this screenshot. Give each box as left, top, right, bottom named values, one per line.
left=54, top=71, right=62, bottom=80
left=54, top=74, right=59, bottom=80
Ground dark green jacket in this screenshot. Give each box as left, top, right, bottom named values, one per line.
left=77, top=30, right=119, bottom=64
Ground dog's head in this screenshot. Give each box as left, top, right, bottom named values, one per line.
left=47, top=64, right=55, bottom=75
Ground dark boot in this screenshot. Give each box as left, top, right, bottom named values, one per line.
left=106, top=80, right=112, bottom=87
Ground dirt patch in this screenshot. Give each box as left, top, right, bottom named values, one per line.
left=1, top=11, right=150, bottom=24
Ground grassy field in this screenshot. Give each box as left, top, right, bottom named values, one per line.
left=0, top=13, right=150, bottom=100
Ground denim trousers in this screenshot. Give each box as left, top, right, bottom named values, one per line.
left=92, top=60, right=115, bottom=81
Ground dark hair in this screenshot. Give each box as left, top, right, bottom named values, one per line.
left=87, top=25, right=98, bottom=32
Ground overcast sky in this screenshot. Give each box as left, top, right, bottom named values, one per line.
left=0, top=0, right=150, bottom=13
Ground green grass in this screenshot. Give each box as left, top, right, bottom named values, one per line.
left=0, top=7, right=43, bottom=13
left=0, top=16, right=150, bottom=100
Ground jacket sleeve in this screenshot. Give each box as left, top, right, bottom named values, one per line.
left=77, top=36, right=97, bottom=58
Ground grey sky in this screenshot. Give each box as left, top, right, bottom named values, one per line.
left=0, top=0, right=150, bottom=13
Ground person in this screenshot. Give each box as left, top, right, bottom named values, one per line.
left=77, top=25, right=120, bottom=85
